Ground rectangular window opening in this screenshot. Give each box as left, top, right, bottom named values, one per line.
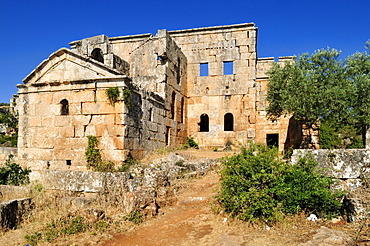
left=200, top=63, right=208, bottom=76
left=224, top=61, right=233, bottom=75
left=66, top=160, right=72, bottom=166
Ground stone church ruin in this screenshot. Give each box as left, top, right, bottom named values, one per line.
left=16, top=23, right=294, bottom=171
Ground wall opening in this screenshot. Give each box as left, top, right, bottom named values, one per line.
left=224, top=113, right=234, bottom=131
left=60, top=99, right=69, bottom=115
left=223, top=61, right=233, bottom=75
left=171, top=92, right=176, bottom=120
left=199, top=113, right=209, bottom=132
left=66, top=160, right=72, bottom=166
left=91, top=48, right=104, bottom=63
left=200, top=63, right=208, bottom=76
left=266, top=134, right=279, bottom=148
left=166, top=127, right=171, bottom=146
left=176, top=58, right=181, bottom=84
left=148, top=108, right=153, bottom=121
left=180, top=97, right=184, bottom=123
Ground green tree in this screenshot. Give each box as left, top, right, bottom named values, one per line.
left=0, top=111, right=18, bottom=130
left=266, top=48, right=352, bottom=148
left=345, top=41, right=370, bottom=146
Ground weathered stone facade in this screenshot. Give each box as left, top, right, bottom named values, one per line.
left=16, top=23, right=292, bottom=171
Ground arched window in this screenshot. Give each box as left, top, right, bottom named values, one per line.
left=224, top=113, right=234, bottom=131
left=171, top=92, right=176, bottom=120
left=199, top=114, right=209, bottom=132
left=60, top=99, right=69, bottom=115
left=91, top=48, right=104, bottom=63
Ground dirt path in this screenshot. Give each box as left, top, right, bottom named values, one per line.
left=101, top=168, right=334, bottom=246
left=104, top=170, right=219, bottom=246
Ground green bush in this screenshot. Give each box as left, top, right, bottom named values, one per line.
left=0, top=134, right=17, bottom=147
left=216, top=144, right=344, bottom=223
left=183, top=137, right=199, bottom=149
left=0, top=155, right=30, bottom=185
left=123, top=211, right=143, bottom=224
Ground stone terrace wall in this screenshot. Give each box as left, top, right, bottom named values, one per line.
left=291, top=149, right=370, bottom=221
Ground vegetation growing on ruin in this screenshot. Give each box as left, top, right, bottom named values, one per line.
left=105, top=87, right=132, bottom=108
left=0, top=154, right=30, bottom=185
left=122, top=88, right=132, bottom=108
left=216, top=144, right=344, bottom=224
left=85, top=135, right=139, bottom=172
left=106, top=87, right=120, bottom=106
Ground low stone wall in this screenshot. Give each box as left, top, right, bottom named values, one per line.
left=30, top=153, right=219, bottom=215
left=291, top=149, right=370, bottom=221
left=0, top=185, right=30, bottom=202
left=0, top=147, right=17, bottom=163
left=0, top=198, right=32, bottom=229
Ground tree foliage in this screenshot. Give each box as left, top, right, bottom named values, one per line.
left=267, top=42, right=370, bottom=147
left=267, top=48, right=350, bottom=125
left=0, top=111, right=18, bottom=130
left=216, top=144, right=344, bottom=223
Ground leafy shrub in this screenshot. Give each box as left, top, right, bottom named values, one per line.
left=216, top=144, right=344, bottom=223
left=0, top=155, right=30, bottom=185
left=182, top=137, right=199, bottom=149
left=123, top=211, right=143, bottom=224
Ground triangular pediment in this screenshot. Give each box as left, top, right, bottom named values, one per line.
left=23, top=48, right=125, bottom=85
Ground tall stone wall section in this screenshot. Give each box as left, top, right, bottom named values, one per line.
left=291, top=149, right=370, bottom=221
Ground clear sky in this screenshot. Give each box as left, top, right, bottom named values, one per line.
left=0, top=0, right=369, bottom=103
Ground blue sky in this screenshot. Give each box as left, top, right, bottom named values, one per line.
left=0, top=0, right=369, bottom=103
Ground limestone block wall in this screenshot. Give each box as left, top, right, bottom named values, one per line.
left=127, top=30, right=188, bottom=148
left=168, top=24, right=258, bottom=149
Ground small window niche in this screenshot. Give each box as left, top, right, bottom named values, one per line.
left=66, top=160, right=72, bottom=166
left=200, top=63, right=208, bottom=76
left=223, top=61, right=233, bottom=75
left=91, top=48, right=104, bottom=63
left=60, top=99, right=69, bottom=115
left=266, top=134, right=279, bottom=148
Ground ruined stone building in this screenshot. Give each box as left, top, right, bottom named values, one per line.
left=16, top=23, right=293, bottom=171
